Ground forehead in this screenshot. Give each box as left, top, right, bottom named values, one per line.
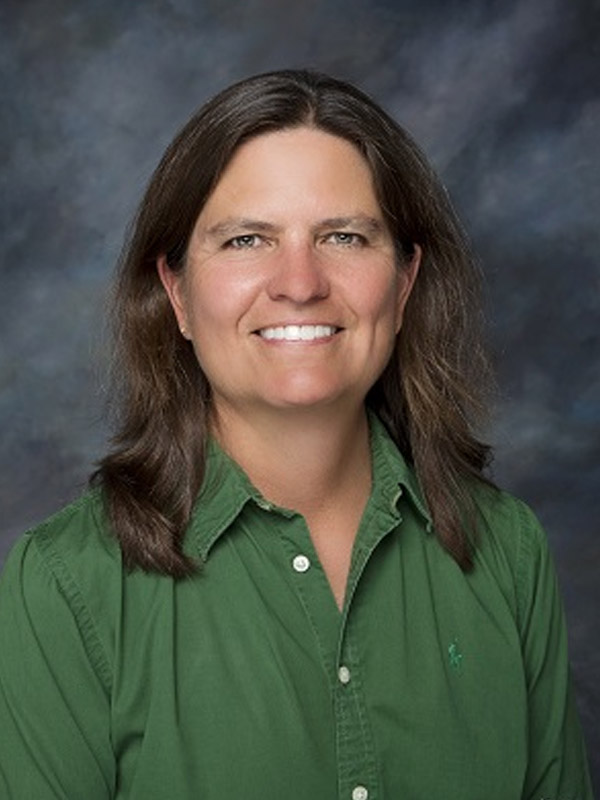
left=223, top=125, right=370, bottom=173
left=200, top=126, right=382, bottom=221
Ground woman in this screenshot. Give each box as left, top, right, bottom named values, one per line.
left=0, top=70, right=592, bottom=799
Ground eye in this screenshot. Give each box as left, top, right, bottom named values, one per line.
left=323, top=231, right=367, bottom=247
left=225, top=234, right=263, bottom=249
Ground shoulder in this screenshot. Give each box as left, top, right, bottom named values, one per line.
left=474, top=486, right=548, bottom=564
left=0, top=490, right=122, bottom=689
left=3, top=488, right=121, bottom=583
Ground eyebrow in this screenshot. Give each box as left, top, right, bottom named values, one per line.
left=315, top=215, right=387, bottom=235
left=203, top=218, right=281, bottom=239
left=203, top=214, right=387, bottom=239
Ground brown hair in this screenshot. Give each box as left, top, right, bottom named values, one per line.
left=93, top=69, right=494, bottom=576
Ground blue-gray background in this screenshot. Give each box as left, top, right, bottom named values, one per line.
left=1, top=0, right=598, bottom=787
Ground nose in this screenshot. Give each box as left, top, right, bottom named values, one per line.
left=266, top=242, right=330, bottom=304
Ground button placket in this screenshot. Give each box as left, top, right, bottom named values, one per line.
left=334, top=603, right=380, bottom=800
left=280, top=517, right=380, bottom=798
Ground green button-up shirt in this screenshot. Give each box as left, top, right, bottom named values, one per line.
left=0, top=416, right=592, bottom=799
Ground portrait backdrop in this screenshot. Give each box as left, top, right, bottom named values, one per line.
left=1, top=0, right=598, bottom=788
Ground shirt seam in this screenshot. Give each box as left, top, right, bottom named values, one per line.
left=31, top=527, right=114, bottom=695
left=514, top=498, right=537, bottom=635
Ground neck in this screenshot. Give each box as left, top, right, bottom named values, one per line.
left=211, top=402, right=372, bottom=517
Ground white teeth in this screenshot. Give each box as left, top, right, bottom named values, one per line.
left=259, top=325, right=337, bottom=341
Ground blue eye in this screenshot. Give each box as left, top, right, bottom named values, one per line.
left=227, top=234, right=261, bottom=249
left=326, top=232, right=366, bottom=247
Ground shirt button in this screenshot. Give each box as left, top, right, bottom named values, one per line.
left=292, top=554, right=311, bottom=573
left=338, top=665, right=351, bottom=684
left=352, top=786, right=368, bottom=800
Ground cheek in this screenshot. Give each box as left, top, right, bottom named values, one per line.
left=359, top=272, right=404, bottom=327
left=184, top=273, right=226, bottom=326
left=185, top=272, right=256, bottom=340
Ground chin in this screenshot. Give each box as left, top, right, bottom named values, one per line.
left=263, top=386, right=361, bottom=413
left=257, top=370, right=372, bottom=412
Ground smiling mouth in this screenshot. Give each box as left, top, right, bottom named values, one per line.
left=256, top=324, right=341, bottom=341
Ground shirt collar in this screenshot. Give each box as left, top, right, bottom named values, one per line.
left=186, top=411, right=432, bottom=562
left=367, top=411, right=432, bottom=531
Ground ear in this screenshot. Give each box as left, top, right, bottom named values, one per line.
left=157, top=256, right=191, bottom=338
left=395, top=244, right=422, bottom=333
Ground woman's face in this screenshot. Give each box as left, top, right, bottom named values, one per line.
left=159, top=126, right=420, bottom=422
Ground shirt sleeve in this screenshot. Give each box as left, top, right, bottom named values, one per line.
left=514, top=501, right=594, bottom=800
left=0, top=533, right=115, bottom=799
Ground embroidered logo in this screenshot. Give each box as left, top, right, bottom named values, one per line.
left=448, top=638, right=464, bottom=673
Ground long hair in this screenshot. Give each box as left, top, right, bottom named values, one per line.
left=93, top=69, right=494, bottom=576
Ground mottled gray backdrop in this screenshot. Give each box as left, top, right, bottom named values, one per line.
left=1, top=0, right=598, bottom=787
